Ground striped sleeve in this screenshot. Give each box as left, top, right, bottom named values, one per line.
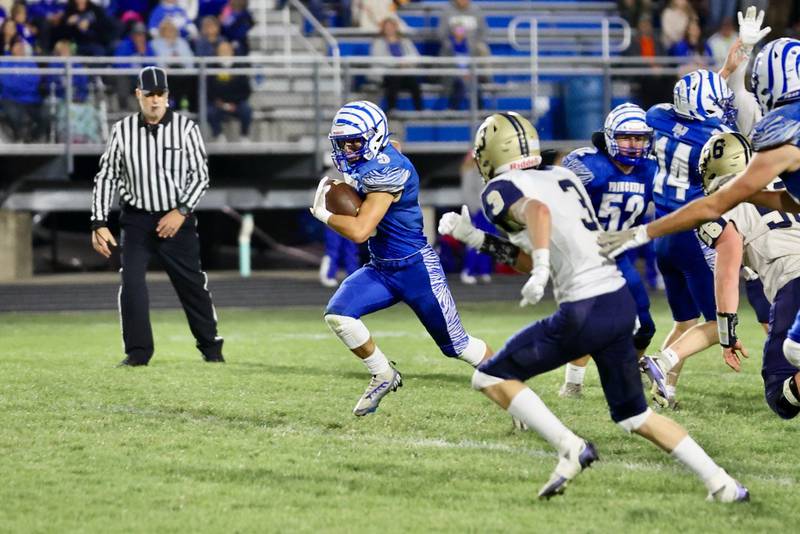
left=751, top=112, right=800, bottom=152
left=361, top=165, right=410, bottom=193
left=561, top=151, right=595, bottom=186
left=180, top=120, right=210, bottom=210
left=91, top=122, right=123, bottom=225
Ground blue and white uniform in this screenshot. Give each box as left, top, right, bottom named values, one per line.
left=477, top=165, right=648, bottom=423
left=647, top=104, right=732, bottom=322
left=752, top=100, right=800, bottom=352
left=326, top=143, right=470, bottom=356
left=698, top=200, right=800, bottom=419
left=562, top=141, right=657, bottom=349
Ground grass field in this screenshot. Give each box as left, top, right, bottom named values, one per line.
left=1, top=296, right=795, bottom=533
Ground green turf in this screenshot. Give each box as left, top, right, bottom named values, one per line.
left=0, top=296, right=794, bottom=533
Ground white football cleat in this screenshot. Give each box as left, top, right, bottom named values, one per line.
left=706, top=471, right=750, bottom=503
left=538, top=439, right=599, bottom=499
left=353, top=365, right=402, bottom=416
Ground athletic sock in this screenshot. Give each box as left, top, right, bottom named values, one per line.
left=507, top=388, right=582, bottom=454
left=362, top=347, right=391, bottom=375
left=670, top=435, right=723, bottom=490
left=564, top=363, right=586, bottom=385
left=665, top=384, right=677, bottom=398
left=660, top=348, right=680, bottom=371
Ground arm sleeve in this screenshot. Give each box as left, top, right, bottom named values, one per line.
left=180, top=123, right=210, bottom=210
left=728, top=60, right=762, bottom=138
left=361, top=165, right=409, bottom=194
left=91, top=123, right=123, bottom=225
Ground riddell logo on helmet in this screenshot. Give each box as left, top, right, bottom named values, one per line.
left=508, top=157, right=540, bottom=170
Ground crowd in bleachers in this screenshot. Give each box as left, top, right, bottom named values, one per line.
left=0, top=0, right=255, bottom=142
left=3, top=0, right=800, bottom=144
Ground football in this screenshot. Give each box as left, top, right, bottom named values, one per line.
left=324, top=178, right=362, bottom=216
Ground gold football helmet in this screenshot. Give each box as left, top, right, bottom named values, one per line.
left=698, top=132, right=752, bottom=194
left=473, top=112, right=542, bottom=183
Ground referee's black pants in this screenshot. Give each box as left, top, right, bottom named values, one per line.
left=119, top=206, right=223, bottom=364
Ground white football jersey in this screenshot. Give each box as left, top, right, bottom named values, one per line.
left=480, top=165, right=624, bottom=303
left=699, top=203, right=800, bottom=301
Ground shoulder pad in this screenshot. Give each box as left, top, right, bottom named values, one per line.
left=697, top=219, right=727, bottom=248
left=481, top=178, right=525, bottom=232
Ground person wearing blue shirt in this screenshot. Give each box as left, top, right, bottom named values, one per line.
left=0, top=37, right=47, bottom=142
left=309, top=100, right=492, bottom=416
left=559, top=102, right=657, bottom=397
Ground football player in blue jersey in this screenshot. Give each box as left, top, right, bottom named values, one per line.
left=440, top=111, right=748, bottom=502
left=599, top=38, right=800, bottom=412
left=556, top=102, right=657, bottom=397
left=309, top=100, right=492, bottom=416
left=642, top=68, right=738, bottom=406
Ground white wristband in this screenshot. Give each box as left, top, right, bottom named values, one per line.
left=532, top=248, right=550, bottom=269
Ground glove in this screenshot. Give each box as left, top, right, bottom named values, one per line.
left=310, top=177, right=332, bottom=224
left=437, top=205, right=486, bottom=249
left=597, top=225, right=650, bottom=259
left=520, top=249, right=549, bottom=307
left=738, top=7, right=771, bottom=53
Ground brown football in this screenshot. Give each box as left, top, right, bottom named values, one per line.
left=324, top=178, right=362, bottom=216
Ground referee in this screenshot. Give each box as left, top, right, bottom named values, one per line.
left=90, top=66, right=224, bottom=366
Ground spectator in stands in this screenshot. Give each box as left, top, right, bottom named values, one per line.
left=437, top=0, right=487, bottom=51
left=668, top=17, right=712, bottom=68
left=194, top=14, right=223, bottom=56
left=151, top=17, right=196, bottom=110
left=617, top=0, right=653, bottom=27
left=206, top=39, right=251, bottom=142
left=353, top=0, right=407, bottom=33
left=660, top=0, right=696, bottom=51
left=113, top=20, right=155, bottom=108
left=440, top=23, right=486, bottom=110
left=26, top=0, right=67, bottom=53
left=0, top=36, right=47, bottom=142
left=706, top=16, right=737, bottom=68
left=58, top=0, right=113, bottom=56
left=0, top=18, right=19, bottom=52
left=148, top=0, right=198, bottom=41
left=47, top=39, right=89, bottom=103
left=10, top=2, right=38, bottom=49
left=706, top=0, right=736, bottom=33
left=219, top=0, right=253, bottom=55
left=624, top=15, right=670, bottom=113
left=370, top=16, right=422, bottom=114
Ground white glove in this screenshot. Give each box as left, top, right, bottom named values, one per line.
left=597, top=225, right=651, bottom=259
left=520, top=249, right=549, bottom=307
left=310, top=177, right=332, bottom=224
left=738, top=7, right=771, bottom=53
left=437, top=205, right=486, bottom=249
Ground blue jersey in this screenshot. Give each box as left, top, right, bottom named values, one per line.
left=346, top=144, right=428, bottom=260
left=646, top=104, right=732, bottom=216
left=561, top=147, right=655, bottom=231
left=751, top=101, right=800, bottom=200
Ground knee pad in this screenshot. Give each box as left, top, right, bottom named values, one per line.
left=616, top=408, right=652, bottom=433
left=458, top=336, right=487, bottom=367
left=324, top=314, right=370, bottom=350
left=783, top=338, right=800, bottom=368
left=770, top=376, right=800, bottom=420
left=471, top=369, right=504, bottom=391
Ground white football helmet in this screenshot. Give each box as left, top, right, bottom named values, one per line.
left=329, top=100, right=390, bottom=173
left=751, top=38, right=800, bottom=114
left=673, top=69, right=737, bottom=127
left=603, top=103, right=652, bottom=166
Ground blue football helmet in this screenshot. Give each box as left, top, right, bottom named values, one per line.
left=329, top=100, right=390, bottom=173
left=603, top=103, right=653, bottom=166
left=752, top=38, right=800, bottom=114
left=673, top=69, right=737, bottom=128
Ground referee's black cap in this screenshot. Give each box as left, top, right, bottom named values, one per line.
left=137, top=66, right=168, bottom=94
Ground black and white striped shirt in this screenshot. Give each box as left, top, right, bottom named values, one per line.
left=91, top=109, right=209, bottom=226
